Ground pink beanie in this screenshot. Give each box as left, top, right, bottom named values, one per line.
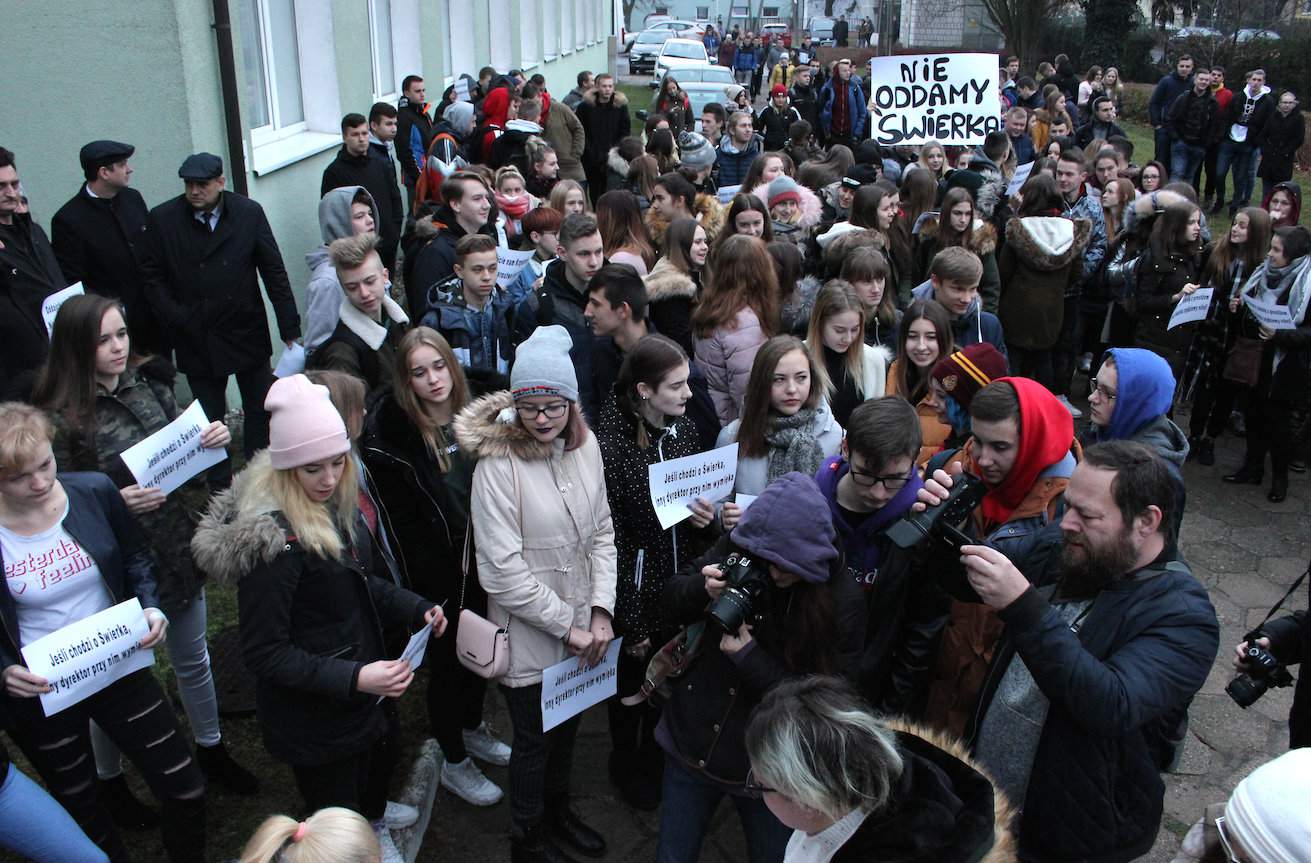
left=264, top=374, right=350, bottom=469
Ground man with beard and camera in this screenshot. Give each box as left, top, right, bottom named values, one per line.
left=921, top=440, right=1219, bottom=863
left=1230, top=570, right=1308, bottom=749
left=654, top=472, right=864, bottom=863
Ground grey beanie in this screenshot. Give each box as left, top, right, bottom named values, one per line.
left=678, top=132, right=716, bottom=170
left=510, top=325, right=579, bottom=402
left=444, top=101, right=476, bottom=136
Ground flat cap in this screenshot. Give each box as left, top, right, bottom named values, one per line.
left=79, top=140, right=134, bottom=173
left=178, top=152, right=224, bottom=180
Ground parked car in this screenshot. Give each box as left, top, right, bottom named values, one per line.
left=1168, top=25, right=1224, bottom=45
left=1235, top=27, right=1280, bottom=42
left=807, top=16, right=836, bottom=44
left=760, top=22, right=792, bottom=47
left=645, top=64, right=737, bottom=118
left=629, top=29, right=676, bottom=73
left=623, top=18, right=704, bottom=52
left=653, top=38, right=711, bottom=83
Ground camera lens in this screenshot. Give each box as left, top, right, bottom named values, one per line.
left=1226, top=674, right=1268, bottom=709
left=707, top=587, right=752, bottom=635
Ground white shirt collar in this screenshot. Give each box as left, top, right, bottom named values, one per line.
left=783, top=809, right=871, bottom=863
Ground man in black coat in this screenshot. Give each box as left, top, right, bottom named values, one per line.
left=0, top=146, right=68, bottom=401
left=51, top=140, right=167, bottom=355
left=833, top=15, right=849, bottom=47
left=576, top=74, right=630, bottom=205
left=321, top=113, right=403, bottom=274
left=139, top=153, right=300, bottom=488
left=396, top=75, right=434, bottom=215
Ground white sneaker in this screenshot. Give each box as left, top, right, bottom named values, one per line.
left=1057, top=395, right=1083, bottom=418
left=383, top=800, right=419, bottom=830
left=441, top=757, right=504, bottom=806
left=463, top=722, right=512, bottom=766
left=372, top=821, right=405, bottom=863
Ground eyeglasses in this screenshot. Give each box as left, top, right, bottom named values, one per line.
left=515, top=402, right=569, bottom=420
left=1214, top=816, right=1242, bottom=863
left=744, top=767, right=775, bottom=796
left=848, top=467, right=911, bottom=490
left=1089, top=377, right=1118, bottom=401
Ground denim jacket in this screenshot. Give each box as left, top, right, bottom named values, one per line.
left=420, top=277, right=515, bottom=375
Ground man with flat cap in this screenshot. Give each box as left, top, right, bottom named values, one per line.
left=52, top=140, right=167, bottom=355
left=140, top=152, right=301, bottom=488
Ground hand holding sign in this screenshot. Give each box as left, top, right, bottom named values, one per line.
left=119, top=401, right=228, bottom=496
left=648, top=443, right=739, bottom=529
left=20, top=598, right=155, bottom=715
left=1168, top=286, right=1214, bottom=330
left=1244, top=292, right=1297, bottom=331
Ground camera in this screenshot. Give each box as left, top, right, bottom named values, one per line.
left=1227, top=630, right=1295, bottom=709
left=705, top=549, right=773, bottom=635
left=886, top=471, right=987, bottom=550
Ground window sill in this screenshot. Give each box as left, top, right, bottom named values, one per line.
left=522, top=62, right=539, bottom=71
left=250, top=131, right=341, bottom=176
left=544, top=53, right=559, bottom=62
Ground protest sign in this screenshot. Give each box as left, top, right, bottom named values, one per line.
left=736, top=493, right=757, bottom=510
left=496, top=246, right=536, bottom=288
left=716, top=184, right=742, bottom=204
left=1006, top=161, right=1033, bottom=197
left=649, top=443, right=738, bottom=529
left=1243, top=292, right=1297, bottom=330
left=119, top=401, right=227, bottom=495
left=273, top=342, right=306, bottom=377
left=454, top=77, right=471, bottom=102
left=1168, top=287, right=1214, bottom=330
left=867, top=54, right=1002, bottom=147
left=22, top=598, right=154, bottom=716
left=42, top=282, right=84, bottom=337
left=540, top=638, right=622, bottom=731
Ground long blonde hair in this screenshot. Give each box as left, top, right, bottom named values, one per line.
left=806, top=281, right=867, bottom=397
left=240, top=807, right=378, bottom=863
left=266, top=452, right=360, bottom=561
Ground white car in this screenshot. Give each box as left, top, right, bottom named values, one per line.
left=1235, top=28, right=1280, bottom=42
left=653, top=38, right=711, bottom=83
left=623, top=19, right=703, bottom=52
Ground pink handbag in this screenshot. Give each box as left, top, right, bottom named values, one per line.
left=453, top=525, right=510, bottom=679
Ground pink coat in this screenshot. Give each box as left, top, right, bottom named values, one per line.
left=694, top=307, right=767, bottom=424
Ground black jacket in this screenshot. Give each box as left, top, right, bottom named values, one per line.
left=659, top=534, right=865, bottom=784
left=307, top=311, right=405, bottom=397
left=1217, top=87, right=1274, bottom=146
left=0, top=472, right=160, bottom=671
left=577, top=90, right=632, bottom=166
left=1073, top=120, right=1127, bottom=150
left=320, top=147, right=403, bottom=258
left=514, top=258, right=596, bottom=414
left=51, top=185, right=166, bottom=353
left=139, top=191, right=300, bottom=377
left=396, top=97, right=434, bottom=186
left=0, top=212, right=66, bottom=400
left=789, top=81, right=822, bottom=140
left=407, top=206, right=498, bottom=312
left=755, top=104, right=802, bottom=152
left=1167, top=88, right=1218, bottom=147
left=1262, top=575, right=1309, bottom=748
left=1258, top=109, right=1306, bottom=182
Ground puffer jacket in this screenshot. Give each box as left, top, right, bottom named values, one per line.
left=997, top=215, right=1092, bottom=350
left=695, top=306, right=769, bottom=424
left=191, top=452, right=432, bottom=765
left=455, top=391, right=617, bottom=687
left=644, top=256, right=699, bottom=356
left=716, top=399, right=845, bottom=496
left=1132, top=244, right=1204, bottom=352
left=913, top=218, right=1001, bottom=314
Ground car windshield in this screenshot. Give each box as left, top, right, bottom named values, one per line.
left=664, top=42, right=705, bottom=60
left=677, top=67, right=734, bottom=83
left=638, top=31, right=671, bottom=44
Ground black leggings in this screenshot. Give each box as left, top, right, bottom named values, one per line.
left=291, top=720, right=397, bottom=821
left=7, top=668, right=206, bottom=863
left=1242, top=395, right=1299, bottom=482
left=501, top=682, right=581, bottom=834
left=1189, top=376, right=1239, bottom=439
left=606, top=648, right=662, bottom=775
left=425, top=620, right=488, bottom=763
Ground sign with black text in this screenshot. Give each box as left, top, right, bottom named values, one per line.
left=867, top=54, right=1002, bottom=147
left=22, top=599, right=154, bottom=716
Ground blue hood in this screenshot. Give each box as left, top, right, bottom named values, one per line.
left=1100, top=348, right=1176, bottom=441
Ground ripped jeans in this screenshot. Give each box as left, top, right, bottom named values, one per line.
left=6, top=668, right=207, bottom=863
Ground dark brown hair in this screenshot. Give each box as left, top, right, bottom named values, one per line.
left=893, top=299, right=953, bottom=404
left=615, top=334, right=688, bottom=449
left=693, top=235, right=780, bottom=338
left=736, top=336, right=821, bottom=458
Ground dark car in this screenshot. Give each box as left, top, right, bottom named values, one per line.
left=629, top=29, right=675, bottom=75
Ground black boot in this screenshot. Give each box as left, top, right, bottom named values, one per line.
left=548, top=805, right=607, bottom=858
left=1223, top=466, right=1263, bottom=484
left=1197, top=437, right=1215, bottom=466
left=99, top=774, right=160, bottom=831
left=1268, top=474, right=1289, bottom=503
left=196, top=740, right=260, bottom=795
left=511, top=825, right=582, bottom=863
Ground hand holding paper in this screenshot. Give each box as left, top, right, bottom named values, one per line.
left=358, top=660, right=414, bottom=698
left=2, top=664, right=50, bottom=698
left=199, top=421, right=231, bottom=450
left=424, top=605, right=448, bottom=637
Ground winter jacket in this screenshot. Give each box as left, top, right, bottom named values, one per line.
left=644, top=257, right=699, bottom=356
left=1132, top=244, right=1204, bottom=352
left=1167, top=88, right=1218, bottom=147
left=1258, top=108, right=1306, bottom=183
left=695, top=306, right=769, bottom=424
left=1063, top=187, right=1109, bottom=286
left=732, top=44, right=758, bottom=72
left=1073, top=119, right=1128, bottom=150
left=578, top=89, right=631, bottom=167
left=1217, top=85, right=1273, bottom=146
left=489, top=119, right=543, bottom=173
left=0, top=212, right=66, bottom=399
left=191, top=452, right=432, bottom=765
left=652, top=88, right=695, bottom=134
left=407, top=205, right=499, bottom=315
left=304, top=186, right=382, bottom=350
left=0, top=472, right=159, bottom=671
left=320, top=146, right=403, bottom=265
left=819, top=76, right=868, bottom=139
left=715, top=135, right=763, bottom=188
left=1235, top=254, right=1311, bottom=401
left=910, top=281, right=1009, bottom=360
left=755, top=104, right=801, bottom=152
left=513, top=258, right=596, bottom=412
left=659, top=532, right=865, bottom=784
left=455, top=391, right=617, bottom=687
left=420, top=277, right=515, bottom=376
left=562, top=86, right=588, bottom=111
left=593, top=395, right=711, bottom=643
left=789, top=81, right=822, bottom=138
left=541, top=97, right=587, bottom=182
left=48, top=361, right=205, bottom=615
left=643, top=191, right=726, bottom=249
left=717, top=399, right=844, bottom=497
left=997, top=216, right=1092, bottom=350
left=1261, top=577, right=1309, bottom=748
left=913, top=219, right=1001, bottom=314
left=396, top=96, right=434, bottom=186
left=1149, top=72, right=1194, bottom=126
left=717, top=41, right=737, bottom=68
left=139, top=191, right=300, bottom=377
left=307, top=293, right=409, bottom=395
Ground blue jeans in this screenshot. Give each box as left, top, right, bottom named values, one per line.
left=1153, top=126, right=1172, bottom=165
left=1171, top=141, right=1207, bottom=183
left=655, top=754, right=792, bottom=863
left=1215, top=140, right=1259, bottom=209
left=0, top=763, right=109, bottom=863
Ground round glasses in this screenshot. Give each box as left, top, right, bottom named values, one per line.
left=516, top=402, right=569, bottom=420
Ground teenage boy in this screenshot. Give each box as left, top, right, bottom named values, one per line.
left=508, top=205, right=563, bottom=304
left=1167, top=68, right=1217, bottom=183
left=305, top=186, right=382, bottom=350
left=309, top=231, right=409, bottom=395
left=700, top=103, right=726, bottom=147
left=321, top=112, right=403, bottom=274
left=423, top=233, right=514, bottom=378
left=408, top=171, right=496, bottom=315
left=814, top=397, right=947, bottom=713
left=911, top=247, right=1008, bottom=358
left=583, top=263, right=652, bottom=419
left=396, top=74, right=433, bottom=213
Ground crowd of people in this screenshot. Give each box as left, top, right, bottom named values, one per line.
left=0, top=41, right=1307, bottom=863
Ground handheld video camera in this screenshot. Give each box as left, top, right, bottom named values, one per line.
left=886, top=472, right=987, bottom=550
left=705, top=549, right=772, bottom=635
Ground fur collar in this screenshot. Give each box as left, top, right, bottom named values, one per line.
left=644, top=193, right=726, bottom=248
left=453, top=390, right=556, bottom=461
left=606, top=146, right=631, bottom=177
left=582, top=89, right=628, bottom=108
left=190, top=452, right=292, bottom=584
left=337, top=293, right=409, bottom=350
left=748, top=181, right=823, bottom=229
left=1005, top=216, right=1092, bottom=270
left=644, top=256, right=698, bottom=301
left=918, top=216, right=998, bottom=255
left=413, top=214, right=440, bottom=240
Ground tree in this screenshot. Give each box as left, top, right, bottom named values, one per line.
left=1083, top=0, right=1140, bottom=67
left=978, top=0, right=1068, bottom=68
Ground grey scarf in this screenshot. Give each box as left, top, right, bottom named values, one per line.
left=765, top=408, right=824, bottom=482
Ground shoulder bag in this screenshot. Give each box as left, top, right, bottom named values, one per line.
left=454, top=523, right=510, bottom=679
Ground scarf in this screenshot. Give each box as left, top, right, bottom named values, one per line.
left=765, top=408, right=825, bottom=482
left=831, top=79, right=851, bottom=135
left=495, top=191, right=532, bottom=220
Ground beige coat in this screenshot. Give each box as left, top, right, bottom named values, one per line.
left=455, top=391, right=617, bottom=687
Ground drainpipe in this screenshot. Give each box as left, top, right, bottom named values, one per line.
left=211, top=0, right=250, bottom=195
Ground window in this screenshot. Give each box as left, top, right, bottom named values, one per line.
left=449, top=3, right=474, bottom=79
left=762, top=5, right=779, bottom=15
left=696, top=6, right=709, bottom=18
left=236, top=0, right=305, bottom=139
left=520, top=0, right=540, bottom=66
left=575, top=0, right=587, bottom=48
left=489, top=0, right=512, bottom=70
left=561, top=1, right=574, bottom=53
left=368, top=0, right=396, bottom=100
left=543, top=0, right=560, bottom=59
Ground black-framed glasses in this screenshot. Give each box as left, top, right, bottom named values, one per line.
left=515, top=402, right=569, bottom=420
left=1089, top=377, right=1118, bottom=401
left=848, top=467, right=911, bottom=490
left=744, top=767, right=775, bottom=795
left=1214, top=816, right=1242, bottom=863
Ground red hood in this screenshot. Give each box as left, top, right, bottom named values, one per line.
left=483, top=87, right=511, bottom=127
left=979, top=377, right=1074, bottom=525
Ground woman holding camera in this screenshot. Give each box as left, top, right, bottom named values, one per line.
left=654, top=472, right=865, bottom=863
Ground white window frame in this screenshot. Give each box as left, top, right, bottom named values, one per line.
left=561, top=1, right=574, bottom=55
left=247, top=0, right=308, bottom=148
left=389, top=0, right=423, bottom=98
left=368, top=0, right=397, bottom=102
left=543, top=0, right=560, bottom=60
left=575, top=0, right=587, bottom=48
left=520, top=0, right=540, bottom=67
left=489, top=0, right=513, bottom=71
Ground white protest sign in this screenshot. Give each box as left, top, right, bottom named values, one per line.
left=1006, top=161, right=1034, bottom=198
left=1168, top=287, right=1214, bottom=330
left=119, top=400, right=227, bottom=495
left=540, top=637, right=622, bottom=731
left=273, top=342, right=306, bottom=377
left=868, top=54, right=1002, bottom=147
left=496, top=247, right=536, bottom=288
left=649, top=443, right=739, bottom=530
left=377, top=625, right=431, bottom=703
left=22, top=598, right=154, bottom=716
left=716, top=184, right=743, bottom=205
left=454, top=77, right=471, bottom=102
left=42, top=282, right=85, bottom=337
left=1244, top=292, right=1297, bottom=330
left=736, top=493, right=757, bottom=510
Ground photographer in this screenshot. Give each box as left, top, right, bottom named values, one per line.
left=655, top=472, right=864, bottom=863
left=1232, top=576, right=1308, bottom=748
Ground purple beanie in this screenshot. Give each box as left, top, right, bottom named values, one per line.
left=730, top=472, right=837, bottom=583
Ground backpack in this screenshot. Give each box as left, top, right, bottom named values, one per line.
left=415, top=130, right=462, bottom=207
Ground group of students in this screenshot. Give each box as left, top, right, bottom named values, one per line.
left=0, top=50, right=1306, bottom=863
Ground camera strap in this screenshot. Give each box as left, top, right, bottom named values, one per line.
left=1251, top=560, right=1309, bottom=634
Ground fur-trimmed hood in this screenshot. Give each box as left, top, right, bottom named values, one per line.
left=1004, top=215, right=1092, bottom=271
left=644, top=256, right=698, bottom=302
left=452, top=390, right=557, bottom=461
left=606, top=146, right=632, bottom=177
left=581, top=89, right=628, bottom=109
left=190, top=452, right=294, bottom=585
left=748, top=180, right=823, bottom=229
left=644, top=192, right=726, bottom=248
left=917, top=216, right=997, bottom=256
left=412, top=213, right=441, bottom=241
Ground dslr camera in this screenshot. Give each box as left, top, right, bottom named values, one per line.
left=887, top=471, right=987, bottom=550
left=706, top=549, right=772, bottom=635
left=1227, top=630, right=1294, bottom=709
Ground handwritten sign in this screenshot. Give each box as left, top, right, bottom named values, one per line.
left=540, top=637, right=621, bottom=731
left=1006, top=161, right=1034, bottom=198
left=119, top=401, right=227, bottom=495
left=496, top=247, right=536, bottom=288
left=42, top=282, right=85, bottom=337
left=1168, top=287, right=1214, bottom=330
left=649, top=443, right=738, bottom=529
left=22, top=598, right=154, bottom=716
left=1244, top=292, right=1297, bottom=330
left=716, top=184, right=743, bottom=204
left=454, top=77, right=471, bottom=102
left=868, top=54, right=1002, bottom=147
